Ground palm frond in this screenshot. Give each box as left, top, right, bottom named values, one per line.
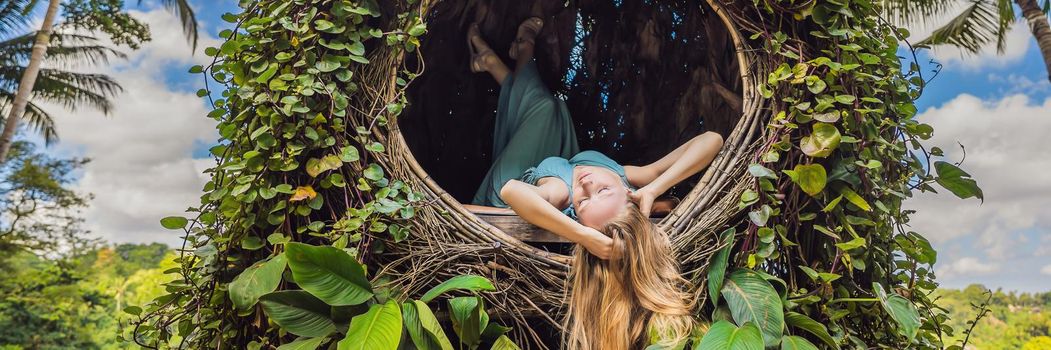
left=0, top=93, right=58, bottom=144
left=882, top=0, right=964, bottom=27
left=992, top=0, right=1016, bottom=54
left=916, top=0, right=1007, bottom=54
left=0, top=0, right=32, bottom=35
left=0, top=32, right=126, bottom=68
left=145, top=0, right=199, bottom=51
left=0, top=66, right=122, bottom=114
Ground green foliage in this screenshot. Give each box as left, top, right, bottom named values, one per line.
left=259, top=291, right=339, bottom=338
left=60, top=0, right=151, bottom=49
left=131, top=0, right=988, bottom=349
left=128, top=0, right=466, bottom=347
left=719, top=269, right=784, bottom=347
left=702, top=0, right=986, bottom=349
left=695, top=321, right=764, bottom=350
left=419, top=275, right=496, bottom=303
left=285, top=242, right=372, bottom=306
left=339, top=301, right=402, bottom=350
left=935, top=285, right=1051, bottom=349
left=0, top=243, right=174, bottom=349
left=229, top=254, right=287, bottom=312
left=0, top=141, right=92, bottom=260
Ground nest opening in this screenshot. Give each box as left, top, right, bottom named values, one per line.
left=399, top=0, right=744, bottom=206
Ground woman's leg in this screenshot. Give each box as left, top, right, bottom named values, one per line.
left=469, top=24, right=511, bottom=85
left=511, top=1, right=544, bottom=71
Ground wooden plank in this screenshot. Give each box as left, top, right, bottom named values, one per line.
left=474, top=214, right=661, bottom=243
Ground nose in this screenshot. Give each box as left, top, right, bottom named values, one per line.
left=580, top=177, right=599, bottom=193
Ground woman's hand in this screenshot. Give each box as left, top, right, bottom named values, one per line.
left=580, top=227, right=623, bottom=260
left=629, top=186, right=660, bottom=217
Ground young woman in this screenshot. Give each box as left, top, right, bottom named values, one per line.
left=461, top=9, right=724, bottom=349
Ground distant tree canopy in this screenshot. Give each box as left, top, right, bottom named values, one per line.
left=936, top=285, right=1051, bottom=349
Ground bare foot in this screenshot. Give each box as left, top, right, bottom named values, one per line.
left=509, top=17, right=544, bottom=60
left=468, top=23, right=497, bottom=72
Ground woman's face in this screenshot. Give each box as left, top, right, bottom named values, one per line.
left=573, top=165, right=630, bottom=229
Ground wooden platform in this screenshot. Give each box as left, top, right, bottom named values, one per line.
left=474, top=214, right=662, bottom=243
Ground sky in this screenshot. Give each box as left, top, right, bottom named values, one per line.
left=19, top=1, right=1051, bottom=292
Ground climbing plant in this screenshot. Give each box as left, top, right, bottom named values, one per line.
left=696, top=1, right=982, bottom=349
left=127, top=0, right=982, bottom=349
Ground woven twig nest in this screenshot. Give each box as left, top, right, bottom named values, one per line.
left=371, top=0, right=765, bottom=345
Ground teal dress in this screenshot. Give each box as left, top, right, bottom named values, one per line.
left=471, top=61, right=631, bottom=219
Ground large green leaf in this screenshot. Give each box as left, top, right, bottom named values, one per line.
left=784, top=312, right=839, bottom=349
left=420, top=275, right=495, bottom=303
left=933, top=161, right=983, bottom=201
left=787, top=164, right=827, bottom=197
left=402, top=300, right=454, bottom=350
left=259, top=291, right=337, bottom=338
left=720, top=269, right=785, bottom=347
left=285, top=242, right=373, bottom=306
left=490, top=335, right=521, bottom=350
left=707, top=228, right=736, bottom=307
left=338, top=301, right=402, bottom=350
left=874, top=283, right=921, bottom=341
left=229, top=253, right=287, bottom=313
left=780, top=335, right=818, bottom=350
left=695, top=320, right=764, bottom=350
left=449, top=296, right=486, bottom=347
left=800, top=122, right=841, bottom=158
left=277, top=337, right=326, bottom=350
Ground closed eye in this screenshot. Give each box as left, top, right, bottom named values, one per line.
left=579, top=187, right=611, bottom=208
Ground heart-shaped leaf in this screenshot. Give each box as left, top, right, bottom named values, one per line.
left=791, top=164, right=827, bottom=197
left=800, top=123, right=841, bottom=158
left=933, top=161, right=983, bottom=201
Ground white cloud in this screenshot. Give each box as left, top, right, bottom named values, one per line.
left=39, top=7, right=223, bottom=245
left=901, top=1, right=1031, bottom=70
left=937, top=257, right=1000, bottom=280
left=905, top=94, right=1051, bottom=258
left=988, top=73, right=1051, bottom=96
left=1042, top=265, right=1051, bottom=276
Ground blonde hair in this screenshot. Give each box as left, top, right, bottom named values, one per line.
left=564, top=204, right=695, bottom=350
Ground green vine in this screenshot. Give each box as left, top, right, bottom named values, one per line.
left=126, top=0, right=982, bottom=349
left=700, top=1, right=982, bottom=349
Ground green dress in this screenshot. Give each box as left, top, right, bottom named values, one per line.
left=471, top=61, right=631, bottom=219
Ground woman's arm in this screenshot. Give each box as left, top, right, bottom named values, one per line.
left=625, top=131, right=724, bottom=215
left=463, top=204, right=517, bottom=215
left=499, top=179, right=617, bottom=259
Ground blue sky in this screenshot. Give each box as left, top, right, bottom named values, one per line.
left=25, top=1, right=1051, bottom=293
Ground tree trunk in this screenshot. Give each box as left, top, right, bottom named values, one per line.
left=0, top=0, right=61, bottom=163
left=1016, top=0, right=1051, bottom=82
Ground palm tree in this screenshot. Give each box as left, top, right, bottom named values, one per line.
left=884, top=0, right=1051, bottom=82
left=0, top=0, right=199, bottom=162
left=1, top=32, right=125, bottom=144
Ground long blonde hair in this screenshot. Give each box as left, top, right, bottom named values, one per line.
left=564, top=204, right=695, bottom=350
